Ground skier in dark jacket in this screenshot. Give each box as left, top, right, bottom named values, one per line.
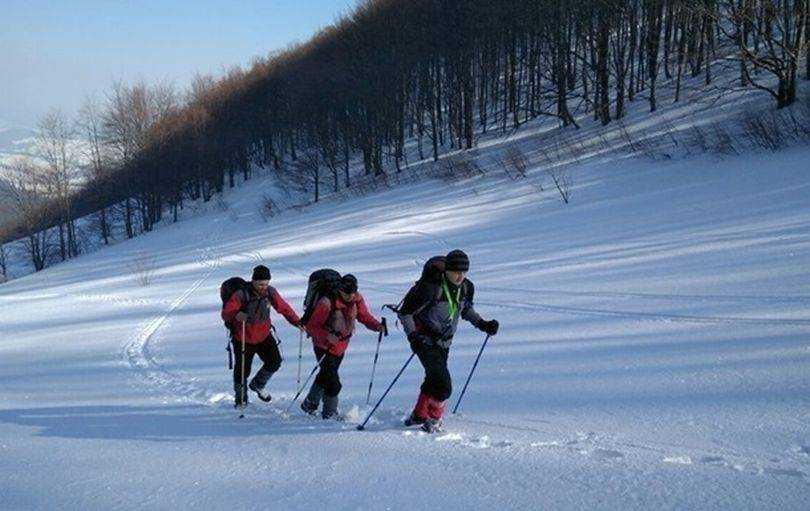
left=398, top=250, right=499, bottom=432
left=302, top=274, right=386, bottom=419
left=222, top=265, right=302, bottom=407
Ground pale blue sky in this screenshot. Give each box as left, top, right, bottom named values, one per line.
left=1, top=0, right=355, bottom=128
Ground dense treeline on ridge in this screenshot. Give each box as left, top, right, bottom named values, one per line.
left=0, top=0, right=807, bottom=273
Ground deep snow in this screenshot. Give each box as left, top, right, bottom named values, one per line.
left=1, top=136, right=809, bottom=509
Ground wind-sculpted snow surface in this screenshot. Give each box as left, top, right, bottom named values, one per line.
left=1, top=147, right=809, bottom=510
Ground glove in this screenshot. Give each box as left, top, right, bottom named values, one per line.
left=479, top=319, right=499, bottom=336
left=235, top=312, right=248, bottom=323
left=380, top=318, right=388, bottom=337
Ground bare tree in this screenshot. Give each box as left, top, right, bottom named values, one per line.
left=293, top=148, right=322, bottom=202
left=1, top=158, right=56, bottom=271
left=35, top=109, right=81, bottom=260
left=4, top=0, right=805, bottom=248
left=714, top=0, right=807, bottom=108
left=78, top=95, right=113, bottom=245
left=546, top=165, right=573, bottom=204
left=102, top=80, right=177, bottom=236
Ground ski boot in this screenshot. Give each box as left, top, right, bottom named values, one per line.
left=406, top=392, right=431, bottom=427
left=249, top=379, right=272, bottom=402
left=249, top=368, right=273, bottom=402
left=322, top=395, right=339, bottom=420
left=404, top=413, right=427, bottom=427
left=421, top=418, right=443, bottom=434
left=234, top=384, right=249, bottom=409
left=301, top=383, right=324, bottom=415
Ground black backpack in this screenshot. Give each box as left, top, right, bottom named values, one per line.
left=219, top=276, right=250, bottom=369
left=220, top=276, right=250, bottom=330
left=386, top=256, right=446, bottom=315
left=301, top=268, right=341, bottom=326
left=418, top=255, right=446, bottom=283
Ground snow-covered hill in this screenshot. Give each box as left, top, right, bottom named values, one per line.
left=1, top=126, right=808, bottom=508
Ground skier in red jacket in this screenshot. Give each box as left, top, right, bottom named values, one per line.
left=222, top=265, right=302, bottom=406
left=302, top=274, right=386, bottom=419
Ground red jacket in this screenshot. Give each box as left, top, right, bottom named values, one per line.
left=222, top=286, right=300, bottom=344
left=305, top=292, right=382, bottom=356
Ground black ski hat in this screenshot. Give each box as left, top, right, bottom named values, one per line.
left=445, top=250, right=470, bottom=272
left=252, top=265, right=271, bottom=281
left=340, top=274, right=358, bottom=294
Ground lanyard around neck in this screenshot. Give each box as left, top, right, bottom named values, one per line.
left=441, top=277, right=462, bottom=319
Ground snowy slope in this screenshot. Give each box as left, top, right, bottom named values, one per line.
left=1, top=135, right=809, bottom=509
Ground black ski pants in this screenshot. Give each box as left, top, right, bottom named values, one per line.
left=313, top=346, right=345, bottom=398
left=232, top=334, right=282, bottom=388
left=415, top=343, right=452, bottom=401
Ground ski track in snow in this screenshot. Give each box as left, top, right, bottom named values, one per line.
left=76, top=294, right=176, bottom=308
left=479, top=298, right=810, bottom=327
left=483, top=284, right=810, bottom=306
left=448, top=415, right=809, bottom=480
left=119, top=235, right=291, bottom=407
left=270, top=228, right=810, bottom=329
left=121, top=242, right=224, bottom=404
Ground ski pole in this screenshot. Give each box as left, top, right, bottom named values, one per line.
left=365, top=318, right=387, bottom=405
left=226, top=333, right=233, bottom=370
left=271, top=324, right=281, bottom=346
left=239, top=321, right=247, bottom=417
left=357, top=352, right=415, bottom=431
left=284, top=353, right=327, bottom=414
left=452, top=334, right=491, bottom=414
left=297, top=329, right=303, bottom=386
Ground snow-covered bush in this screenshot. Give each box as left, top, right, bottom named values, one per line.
left=130, top=250, right=156, bottom=286
left=259, top=194, right=278, bottom=223
left=502, top=146, right=529, bottom=180
left=436, top=153, right=483, bottom=182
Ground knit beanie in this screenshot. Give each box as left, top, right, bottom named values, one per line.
left=340, top=274, right=358, bottom=294
left=252, top=265, right=271, bottom=281
left=445, top=250, right=470, bottom=272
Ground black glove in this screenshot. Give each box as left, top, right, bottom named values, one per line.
left=479, top=319, right=499, bottom=336
left=381, top=318, right=388, bottom=337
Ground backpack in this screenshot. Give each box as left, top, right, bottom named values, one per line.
left=220, top=276, right=251, bottom=331
left=301, top=268, right=342, bottom=326
left=418, top=255, right=446, bottom=283
left=219, top=276, right=250, bottom=369
left=385, top=256, right=446, bottom=315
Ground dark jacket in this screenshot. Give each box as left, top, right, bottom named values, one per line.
left=398, top=275, right=483, bottom=348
